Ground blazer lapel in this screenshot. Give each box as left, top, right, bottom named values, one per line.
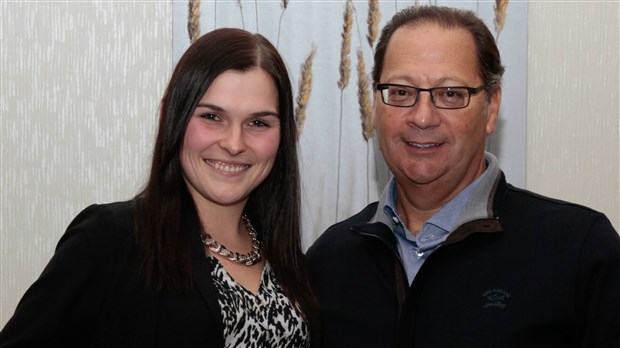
left=185, top=208, right=225, bottom=333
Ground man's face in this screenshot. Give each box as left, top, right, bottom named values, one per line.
left=374, top=23, right=501, bottom=199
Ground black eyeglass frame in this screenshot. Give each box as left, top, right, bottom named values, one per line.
left=376, top=83, right=487, bottom=110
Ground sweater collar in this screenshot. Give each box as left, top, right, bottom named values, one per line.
left=370, top=152, right=503, bottom=236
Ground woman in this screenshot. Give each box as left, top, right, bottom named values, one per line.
left=0, top=28, right=316, bottom=347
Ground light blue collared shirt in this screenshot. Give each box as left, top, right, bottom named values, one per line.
left=372, top=152, right=501, bottom=284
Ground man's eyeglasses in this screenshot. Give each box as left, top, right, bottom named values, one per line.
left=376, top=83, right=487, bottom=109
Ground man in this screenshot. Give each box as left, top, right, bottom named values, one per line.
left=306, top=5, right=620, bottom=348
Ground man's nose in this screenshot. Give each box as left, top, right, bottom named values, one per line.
left=406, top=92, right=441, bottom=129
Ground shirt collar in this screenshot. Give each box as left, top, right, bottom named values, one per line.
left=372, top=152, right=501, bottom=233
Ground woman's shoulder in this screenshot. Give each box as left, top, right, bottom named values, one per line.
left=60, top=200, right=136, bottom=250
left=70, top=200, right=134, bottom=224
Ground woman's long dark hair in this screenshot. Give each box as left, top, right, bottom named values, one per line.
left=134, top=28, right=316, bottom=317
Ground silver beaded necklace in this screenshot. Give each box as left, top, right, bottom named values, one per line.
left=200, top=215, right=262, bottom=266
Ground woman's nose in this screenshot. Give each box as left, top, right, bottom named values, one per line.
left=219, top=126, right=247, bottom=155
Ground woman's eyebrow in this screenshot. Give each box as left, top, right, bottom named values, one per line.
left=195, top=103, right=279, bottom=118
left=195, top=103, right=224, bottom=111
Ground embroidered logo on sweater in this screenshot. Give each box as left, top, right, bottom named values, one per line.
left=482, top=288, right=511, bottom=309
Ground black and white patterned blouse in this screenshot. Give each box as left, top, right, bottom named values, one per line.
left=209, top=257, right=310, bottom=348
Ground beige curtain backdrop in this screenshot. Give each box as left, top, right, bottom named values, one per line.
left=1, top=1, right=618, bottom=329
left=171, top=0, right=529, bottom=248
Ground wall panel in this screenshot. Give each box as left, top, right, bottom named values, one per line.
left=527, top=2, right=619, bottom=230
left=0, top=2, right=172, bottom=327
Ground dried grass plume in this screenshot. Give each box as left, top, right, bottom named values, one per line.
left=294, top=47, right=318, bottom=139
left=494, top=0, right=509, bottom=40
left=366, top=0, right=381, bottom=50
left=277, top=0, right=289, bottom=47
left=188, top=0, right=201, bottom=43
left=357, top=48, right=374, bottom=141
left=338, top=0, right=353, bottom=90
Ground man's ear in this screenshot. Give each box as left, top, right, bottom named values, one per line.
left=486, top=86, right=502, bottom=135
left=372, top=90, right=379, bottom=129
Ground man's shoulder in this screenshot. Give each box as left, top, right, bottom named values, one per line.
left=503, top=183, right=605, bottom=218
left=328, top=202, right=379, bottom=231
left=306, top=202, right=379, bottom=256
left=501, top=184, right=618, bottom=241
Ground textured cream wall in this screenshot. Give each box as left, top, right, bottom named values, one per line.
left=527, top=2, right=619, bottom=230
left=1, top=1, right=619, bottom=330
left=0, top=2, right=172, bottom=327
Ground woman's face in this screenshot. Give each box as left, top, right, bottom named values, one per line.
left=181, top=68, right=281, bottom=212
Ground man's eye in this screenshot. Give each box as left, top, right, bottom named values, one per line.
left=391, top=88, right=410, bottom=96
left=440, top=89, right=465, bottom=98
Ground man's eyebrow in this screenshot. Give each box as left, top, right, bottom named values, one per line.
left=383, top=75, right=469, bottom=86
left=433, top=76, right=471, bottom=85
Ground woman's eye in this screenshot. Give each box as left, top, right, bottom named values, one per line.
left=200, top=113, right=220, bottom=121
left=249, top=119, right=268, bottom=127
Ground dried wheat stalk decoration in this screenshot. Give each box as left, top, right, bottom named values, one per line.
left=366, top=0, right=380, bottom=50
left=335, top=0, right=353, bottom=222
left=213, top=0, right=217, bottom=28
left=294, top=47, right=317, bottom=140
left=276, top=0, right=289, bottom=48
left=337, top=0, right=353, bottom=90
left=357, top=49, right=374, bottom=141
left=236, top=0, right=245, bottom=29
left=494, top=0, right=509, bottom=41
left=357, top=48, right=375, bottom=203
left=188, top=0, right=201, bottom=43
left=255, top=0, right=259, bottom=32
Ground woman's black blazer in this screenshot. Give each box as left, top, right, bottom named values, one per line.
left=0, top=201, right=226, bottom=347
